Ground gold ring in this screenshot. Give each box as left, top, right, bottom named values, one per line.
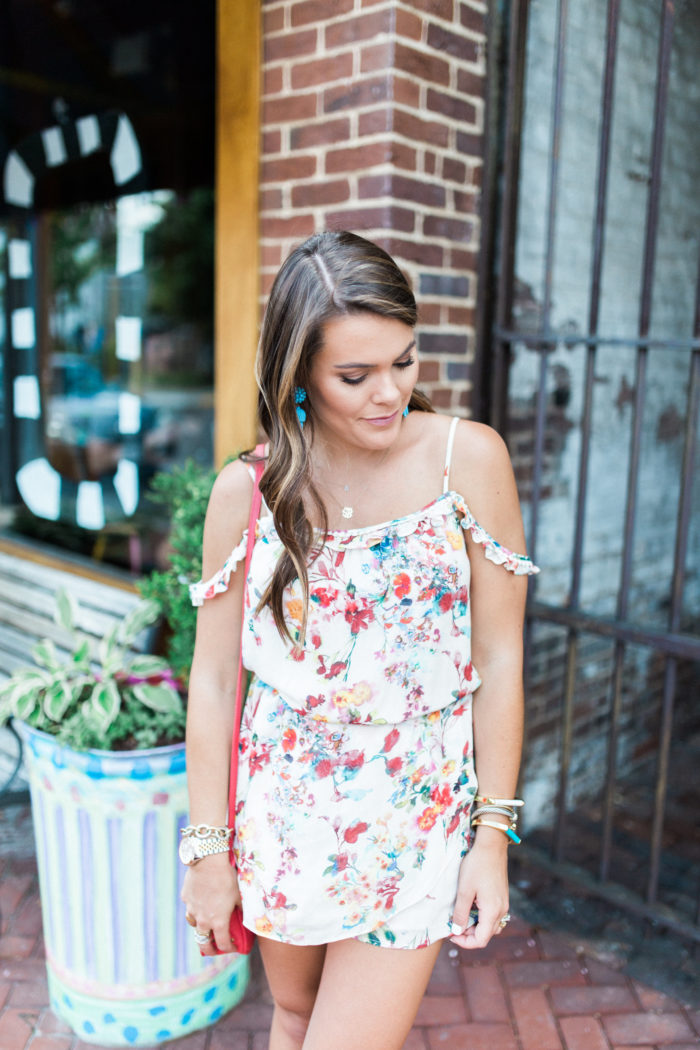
left=498, top=913, right=511, bottom=929
left=185, top=912, right=196, bottom=928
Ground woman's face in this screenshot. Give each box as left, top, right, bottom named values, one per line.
left=307, top=312, right=418, bottom=453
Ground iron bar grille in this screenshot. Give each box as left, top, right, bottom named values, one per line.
left=490, top=0, right=700, bottom=942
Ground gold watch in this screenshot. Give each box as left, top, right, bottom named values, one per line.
left=179, top=832, right=231, bottom=866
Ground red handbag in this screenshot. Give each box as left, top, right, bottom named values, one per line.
left=209, top=448, right=265, bottom=956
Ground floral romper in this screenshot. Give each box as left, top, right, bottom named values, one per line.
left=190, top=417, right=539, bottom=949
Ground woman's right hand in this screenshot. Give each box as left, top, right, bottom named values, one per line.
left=181, top=852, right=241, bottom=955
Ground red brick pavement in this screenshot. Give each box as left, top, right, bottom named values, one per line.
left=1, top=854, right=699, bottom=1049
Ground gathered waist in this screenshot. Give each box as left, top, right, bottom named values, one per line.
left=245, top=672, right=479, bottom=728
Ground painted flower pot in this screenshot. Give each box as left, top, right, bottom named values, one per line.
left=16, top=723, right=249, bottom=1047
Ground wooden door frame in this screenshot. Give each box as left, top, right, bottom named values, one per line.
left=215, top=0, right=261, bottom=464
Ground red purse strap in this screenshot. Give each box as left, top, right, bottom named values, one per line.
left=228, top=447, right=266, bottom=840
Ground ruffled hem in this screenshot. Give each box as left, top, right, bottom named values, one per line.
left=189, top=531, right=248, bottom=606
left=188, top=490, right=539, bottom=602
left=454, top=496, right=539, bottom=576
left=320, top=491, right=539, bottom=576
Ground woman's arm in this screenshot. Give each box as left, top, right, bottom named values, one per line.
left=181, top=458, right=254, bottom=955
left=448, top=421, right=530, bottom=949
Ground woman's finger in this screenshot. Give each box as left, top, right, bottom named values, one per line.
left=195, top=927, right=218, bottom=956
left=449, top=902, right=478, bottom=941
left=449, top=899, right=509, bottom=950
left=211, top=917, right=235, bottom=954
left=471, top=904, right=508, bottom=948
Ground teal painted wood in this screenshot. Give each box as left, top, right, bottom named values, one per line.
left=17, top=723, right=249, bottom=1046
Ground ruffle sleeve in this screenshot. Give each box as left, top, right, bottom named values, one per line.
left=188, top=531, right=248, bottom=607
left=456, top=497, right=539, bottom=576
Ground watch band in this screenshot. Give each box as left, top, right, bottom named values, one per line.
left=179, top=833, right=232, bottom=866
left=194, top=837, right=231, bottom=858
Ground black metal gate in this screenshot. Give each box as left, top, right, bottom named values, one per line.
left=484, top=0, right=700, bottom=942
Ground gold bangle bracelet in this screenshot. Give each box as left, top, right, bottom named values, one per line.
left=474, top=795, right=524, bottom=807
left=472, top=818, right=522, bottom=845
left=181, top=824, right=232, bottom=840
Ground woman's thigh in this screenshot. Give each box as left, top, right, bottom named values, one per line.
left=258, top=937, right=327, bottom=1016
left=303, top=937, right=443, bottom=1050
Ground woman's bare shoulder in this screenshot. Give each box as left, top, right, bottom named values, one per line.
left=408, top=413, right=507, bottom=470
left=449, top=419, right=521, bottom=527
left=405, top=409, right=457, bottom=446
left=452, top=419, right=510, bottom=476
left=200, top=458, right=257, bottom=574
left=208, top=457, right=255, bottom=515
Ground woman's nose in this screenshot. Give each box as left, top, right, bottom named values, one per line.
left=372, top=371, right=400, bottom=403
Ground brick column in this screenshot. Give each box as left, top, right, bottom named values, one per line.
left=261, top=0, right=488, bottom=414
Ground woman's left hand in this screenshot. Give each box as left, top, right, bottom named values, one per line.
left=448, top=832, right=510, bottom=950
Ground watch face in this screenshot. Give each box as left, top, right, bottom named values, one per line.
left=178, top=837, right=199, bottom=865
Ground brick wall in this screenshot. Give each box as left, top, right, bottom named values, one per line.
left=260, top=0, right=488, bottom=414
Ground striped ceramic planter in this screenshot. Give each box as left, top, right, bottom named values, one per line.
left=17, top=723, right=249, bottom=1046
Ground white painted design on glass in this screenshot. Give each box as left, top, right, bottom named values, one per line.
left=13, top=375, right=41, bottom=419
left=115, top=460, right=139, bottom=515
left=118, top=392, right=141, bottom=434
left=76, top=481, right=105, bottom=530
left=17, top=459, right=61, bottom=520
left=41, top=126, right=68, bottom=167
left=76, top=115, right=101, bottom=155
left=115, top=316, right=142, bottom=361
left=8, top=239, right=32, bottom=278
left=11, top=307, right=36, bottom=349
left=110, top=114, right=142, bottom=185
left=4, top=151, right=34, bottom=207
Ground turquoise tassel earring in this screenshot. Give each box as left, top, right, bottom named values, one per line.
left=403, top=406, right=409, bottom=418
left=295, top=387, right=307, bottom=427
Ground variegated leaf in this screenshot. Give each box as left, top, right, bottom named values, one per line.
left=89, top=679, right=121, bottom=728
left=131, top=682, right=182, bottom=714
left=54, top=588, right=78, bottom=633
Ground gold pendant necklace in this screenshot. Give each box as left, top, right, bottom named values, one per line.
left=341, top=483, right=353, bottom=520
left=319, top=444, right=393, bottom=523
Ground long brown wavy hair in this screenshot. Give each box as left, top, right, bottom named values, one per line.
left=250, top=230, right=433, bottom=643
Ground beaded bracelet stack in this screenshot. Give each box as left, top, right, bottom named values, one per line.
left=471, top=795, right=524, bottom=844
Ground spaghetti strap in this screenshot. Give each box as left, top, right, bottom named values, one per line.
left=249, top=457, right=272, bottom=518
left=443, top=416, right=460, bottom=493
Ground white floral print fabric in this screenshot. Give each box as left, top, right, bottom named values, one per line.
left=189, top=435, right=539, bottom=948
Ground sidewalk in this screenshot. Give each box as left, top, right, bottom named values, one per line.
left=1, top=807, right=699, bottom=1050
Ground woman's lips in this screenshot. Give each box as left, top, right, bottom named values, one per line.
left=364, top=411, right=398, bottom=426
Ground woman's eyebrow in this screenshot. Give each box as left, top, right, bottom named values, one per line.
left=333, top=339, right=417, bottom=370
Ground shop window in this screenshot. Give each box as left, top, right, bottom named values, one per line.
left=0, top=0, right=215, bottom=572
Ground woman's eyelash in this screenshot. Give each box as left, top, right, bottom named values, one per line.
left=341, top=357, right=415, bottom=385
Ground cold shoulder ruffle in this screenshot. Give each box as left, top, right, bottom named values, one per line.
left=188, top=531, right=249, bottom=607
left=188, top=492, right=538, bottom=606
left=453, top=495, right=539, bottom=576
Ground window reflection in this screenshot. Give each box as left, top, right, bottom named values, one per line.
left=43, top=191, right=213, bottom=505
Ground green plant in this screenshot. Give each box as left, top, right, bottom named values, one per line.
left=138, top=457, right=224, bottom=686
left=0, top=589, right=186, bottom=752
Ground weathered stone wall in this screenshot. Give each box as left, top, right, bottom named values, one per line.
left=510, top=0, right=700, bottom=825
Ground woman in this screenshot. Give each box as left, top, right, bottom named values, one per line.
left=181, top=231, right=538, bottom=1050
